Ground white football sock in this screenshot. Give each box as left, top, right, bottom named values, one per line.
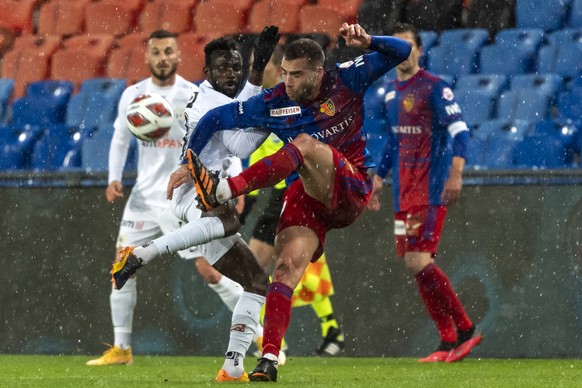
left=227, top=292, right=265, bottom=356
left=111, top=277, right=137, bottom=349
left=208, top=275, right=244, bottom=311
left=216, top=179, right=233, bottom=204
left=134, top=217, right=226, bottom=264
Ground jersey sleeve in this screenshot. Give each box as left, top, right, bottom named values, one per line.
left=108, top=88, right=134, bottom=183
left=186, top=94, right=269, bottom=156
left=337, top=36, right=411, bottom=92
left=431, top=79, right=469, bottom=158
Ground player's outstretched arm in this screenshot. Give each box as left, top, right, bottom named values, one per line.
left=339, top=23, right=372, bottom=49
left=248, top=25, right=280, bottom=87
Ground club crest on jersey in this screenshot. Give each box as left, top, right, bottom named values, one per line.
left=319, top=99, right=335, bottom=116
left=403, top=93, right=414, bottom=112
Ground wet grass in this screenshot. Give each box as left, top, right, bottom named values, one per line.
left=0, top=355, right=581, bottom=387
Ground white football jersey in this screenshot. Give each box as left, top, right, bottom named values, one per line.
left=109, top=75, right=199, bottom=210
left=183, top=80, right=262, bottom=172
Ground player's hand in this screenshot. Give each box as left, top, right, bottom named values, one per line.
left=367, top=175, right=384, bottom=211
left=252, top=25, right=281, bottom=72
left=339, top=23, right=372, bottom=49
left=105, top=180, right=124, bottom=203
left=441, top=172, right=462, bottom=205
left=167, top=165, right=191, bottom=200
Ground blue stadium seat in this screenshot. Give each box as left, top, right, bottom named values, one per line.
left=481, top=119, right=531, bottom=169
left=12, top=80, right=74, bottom=127
left=568, top=0, right=582, bottom=27
left=479, top=44, right=536, bottom=75
left=81, top=124, right=114, bottom=172
left=496, top=88, right=552, bottom=121
left=31, top=123, right=89, bottom=171
left=454, top=89, right=495, bottom=127
left=537, top=42, right=582, bottom=79
left=455, top=74, right=508, bottom=98
left=557, top=87, right=582, bottom=124
left=363, top=73, right=392, bottom=165
left=546, top=28, right=582, bottom=45
left=494, top=28, right=545, bottom=52
left=65, top=78, right=126, bottom=131
left=0, top=78, right=14, bottom=123
left=515, top=0, right=571, bottom=31
left=427, top=44, right=479, bottom=77
left=437, top=74, right=455, bottom=86
left=0, top=124, right=44, bottom=170
left=438, top=28, right=490, bottom=50
left=513, top=119, right=578, bottom=168
left=510, top=73, right=563, bottom=98
left=419, top=30, right=438, bottom=67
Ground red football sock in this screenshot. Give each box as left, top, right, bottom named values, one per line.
left=227, top=143, right=303, bottom=198
left=416, top=263, right=473, bottom=336
left=262, top=282, right=293, bottom=358
left=416, top=265, right=457, bottom=343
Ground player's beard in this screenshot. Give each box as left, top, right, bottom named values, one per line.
left=288, top=81, right=317, bottom=104
left=150, top=62, right=178, bottom=82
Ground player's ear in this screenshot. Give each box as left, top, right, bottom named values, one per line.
left=203, top=66, right=210, bottom=77
left=316, top=66, right=324, bottom=82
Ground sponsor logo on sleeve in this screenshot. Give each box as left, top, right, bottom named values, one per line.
left=385, top=90, right=396, bottom=102
left=443, top=87, right=454, bottom=101
left=445, top=103, right=462, bottom=115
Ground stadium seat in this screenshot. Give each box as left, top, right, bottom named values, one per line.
left=193, top=0, right=247, bottom=38
left=513, top=119, right=578, bottom=168
left=496, top=88, right=552, bottom=122
left=66, top=78, right=126, bottom=131
left=510, top=74, right=563, bottom=98
left=494, top=28, right=545, bottom=51
left=454, top=89, right=495, bottom=127
left=106, top=44, right=149, bottom=86
left=0, top=123, right=43, bottom=170
left=12, top=80, right=74, bottom=126
left=0, top=78, right=14, bottom=122
left=1, top=35, right=61, bottom=98
left=314, top=0, right=361, bottom=23
left=419, top=31, right=438, bottom=51
left=479, top=44, right=536, bottom=75
left=139, top=0, right=194, bottom=34
left=439, top=28, right=490, bottom=51
left=299, top=6, right=345, bottom=38
left=37, top=0, right=87, bottom=37
left=515, top=0, right=571, bottom=31
left=176, top=33, right=206, bottom=82
left=84, top=2, right=138, bottom=37
left=50, top=34, right=116, bottom=91
left=557, top=87, right=582, bottom=124
left=455, top=74, right=508, bottom=98
left=81, top=124, right=114, bottom=172
left=32, top=123, right=88, bottom=171
left=0, top=0, right=37, bottom=33
left=248, top=0, right=305, bottom=34
left=546, top=28, right=582, bottom=45
left=427, top=43, right=480, bottom=77
left=568, top=0, right=582, bottom=27
left=537, top=42, right=582, bottom=79
left=480, top=119, right=531, bottom=169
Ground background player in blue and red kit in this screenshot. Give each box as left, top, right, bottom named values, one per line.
left=367, top=23, right=483, bottom=363
left=175, top=23, right=411, bottom=381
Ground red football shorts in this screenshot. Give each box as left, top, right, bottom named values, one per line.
left=276, top=146, right=372, bottom=262
left=394, top=205, right=447, bottom=257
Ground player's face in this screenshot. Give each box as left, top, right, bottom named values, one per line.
left=146, top=38, right=180, bottom=84
left=281, top=57, right=324, bottom=104
left=393, top=31, right=422, bottom=76
left=205, top=49, right=243, bottom=99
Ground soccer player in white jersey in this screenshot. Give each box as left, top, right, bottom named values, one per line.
left=86, top=30, right=249, bottom=369
left=109, top=28, right=281, bottom=382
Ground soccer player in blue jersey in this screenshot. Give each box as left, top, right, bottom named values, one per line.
left=173, top=23, right=411, bottom=381
left=367, top=23, right=483, bottom=363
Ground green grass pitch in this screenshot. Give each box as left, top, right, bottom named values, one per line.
left=1, top=355, right=581, bottom=387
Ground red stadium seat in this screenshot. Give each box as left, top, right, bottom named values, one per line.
left=177, top=33, right=206, bottom=82
left=316, top=0, right=361, bottom=23
left=248, top=0, right=306, bottom=34
left=51, top=34, right=116, bottom=91
left=106, top=44, right=150, bottom=85
left=139, top=0, right=197, bottom=35
left=116, top=31, right=148, bottom=48
left=193, top=0, right=247, bottom=38
left=299, top=6, right=345, bottom=38
left=0, top=0, right=37, bottom=33
left=85, top=2, right=138, bottom=37
left=37, top=0, right=88, bottom=37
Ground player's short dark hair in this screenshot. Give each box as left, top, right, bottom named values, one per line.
left=148, top=29, right=177, bottom=41
left=284, top=38, right=325, bottom=68
left=270, top=45, right=285, bottom=67
left=392, top=23, right=422, bottom=48
left=204, top=37, right=240, bottom=67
